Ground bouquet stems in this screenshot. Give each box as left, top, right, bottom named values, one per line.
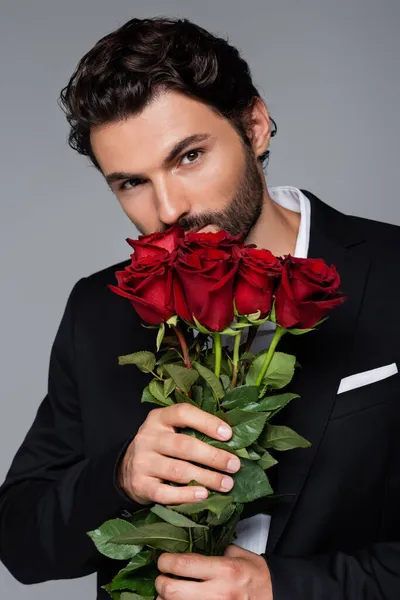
left=256, top=325, right=286, bottom=386
left=231, top=331, right=242, bottom=388
left=173, top=325, right=192, bottom=368
left=212, top=333, right=222, bottom=378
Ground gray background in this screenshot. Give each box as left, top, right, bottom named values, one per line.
left=1, top=0, right=399, bottom=597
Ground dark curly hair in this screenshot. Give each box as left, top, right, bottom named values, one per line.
left=58, top=16, right=277, bottom=171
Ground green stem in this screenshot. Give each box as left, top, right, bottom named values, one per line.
left=256, top=326, right=286, bottom=387
left=231, top=331, right=242, bottom=388
left=213, top=333, right=222, bottom=379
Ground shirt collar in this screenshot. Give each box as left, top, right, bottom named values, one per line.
left=268, top=185, right=311, bottom=258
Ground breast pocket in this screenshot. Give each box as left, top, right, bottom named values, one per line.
left=330, top=363, right=400, bottom=420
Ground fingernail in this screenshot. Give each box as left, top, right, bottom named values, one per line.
left=221, top=476, right=234, bottom=490
left=195, top=488, right=208, bottom=500
left=217, top=424, right=232, bottom=439
left=227, top=458, right=241, bottom=472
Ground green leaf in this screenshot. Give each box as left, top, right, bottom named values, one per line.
left=174, top=389, right=197, bottom=406
left=166, top=315, right=179, bottom=327
left=246, top=448, right=261, bottom=460
left=87, top=519, right=142, bottom=560
left=164, top=377, right=176, bottom=398
left=168, top=494, right=234, bottom=517
left=192, top=314, right=212, bottom=334
left=242, top=394, right=300, bottom=412
left=120, top=593, right=154, bottom=600
left=141, top=385, right=173, bottom=407
left=145, top=511, right=164, bottom=525
left=109, top=550, right=153, bottom=592
left=123, top=551, right=153, bottom=571
left=270, top=302, right=277, bottom=324
left=259, top=424, right=312, bottom=451
left=120, top=594, right=154, bottom=600
left=201, top=385, right=217, bottom=414
left=213, top=504, right=244, bottom=554
left=111, top=563, right=157, bottom=595
left=257, top=450, right=278, bottom=470
left=192, top=385, right=204, bottom=407
left=110, top=522, right=189, bottom=553
left=206, top=502, right=236, bottom=526
left=246, top=352, right=296, bottom=390
left=192, top=361, right=225, bottom=400
left=229, top=458, right=273, bottom=502
left=118, top=351, right=156, bottom=373
left=240, top=352, right=256, bottom=362
left=130, top=508, right=151, bottom=527
left=221, top=385, right=259, bottom=409
left=204, top=410, right=267, bottom=450
left=156, top=349, right=182, bottom=366
left=287, top=327, right=314, bottom=335
left=163, top=363, right=199, bottom=394
left=151, top=504, right=208, bottom=528
left=156, top=322, right=165, bottom=352
left=149, top=379, right=173, bottom=406
left=230, top=321, right=251, bottom=330
left=149, top=380, right=167, bottom=403
left=220, top=374, right=231, bottom=390
left=218, top=326, right=241, bottom=336
left=234, top=447, right=250, bottom=459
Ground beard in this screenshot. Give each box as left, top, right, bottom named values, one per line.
left=178, top=141, right=265, bottom=238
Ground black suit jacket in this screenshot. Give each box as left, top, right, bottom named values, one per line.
left=1, top=191, right=400, bottom=599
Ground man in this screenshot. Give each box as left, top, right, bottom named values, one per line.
left=1, top=15, right=399, bottom=600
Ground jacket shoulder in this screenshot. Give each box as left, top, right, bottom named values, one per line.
left=347, top=213, right=400, bottom=253
left=66, top=259, right=131, bottom=318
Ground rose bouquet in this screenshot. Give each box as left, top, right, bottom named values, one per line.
left=87, top=225, right=345, bottom=600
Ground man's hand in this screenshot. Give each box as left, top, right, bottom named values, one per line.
left=117, top=403, right=241, bottom=505
left=155, top=543, right=273, bottom=600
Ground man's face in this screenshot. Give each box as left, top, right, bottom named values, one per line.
left=90, top=90, right=266, bottom=236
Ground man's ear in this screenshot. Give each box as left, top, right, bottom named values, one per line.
left=245, top=96, right=272, bottom=159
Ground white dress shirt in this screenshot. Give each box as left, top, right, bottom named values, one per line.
left=233, top=186, right=311, bottom=554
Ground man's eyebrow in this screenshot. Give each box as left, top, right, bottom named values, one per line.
left=104, top=133, right=212, bottom=186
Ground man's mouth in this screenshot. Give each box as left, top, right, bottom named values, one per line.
left=184, top=224, right=220, bottom=235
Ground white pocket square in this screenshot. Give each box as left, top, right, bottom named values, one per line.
left=337, top=363, right=398, bottom=395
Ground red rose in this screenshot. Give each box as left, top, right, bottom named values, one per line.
left=109, top=243, right=174, bottom=325
left=173, top=245, right=239, bottom=332
left=126, top=223, right=185, bottom=260
left=234, top=246, right=282, bottom=317
left=274, top=256, right=345, bottom=329
left=179, top=229, right=244, bottom=252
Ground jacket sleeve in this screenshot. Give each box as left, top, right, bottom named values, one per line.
left=0, top=279, right=142, bottom=585
left=263, top=543, right=400, bottom=600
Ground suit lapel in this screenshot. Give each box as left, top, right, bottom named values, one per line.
left=265, top=191, right=371, bottom=553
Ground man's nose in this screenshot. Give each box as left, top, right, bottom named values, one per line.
left=154, top=177, right=190, bottom=227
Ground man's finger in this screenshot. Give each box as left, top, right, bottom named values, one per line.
left=157, top=552, right=224, bottom=580
left=156, top=431, right=241, bottom=474
left=155, top=574, right=204, bottom=600
left=151, top=454, right=235, bottom=494
left=160, top=403, right=232, bottom=441
left=147, top=480, right=209, bottom=504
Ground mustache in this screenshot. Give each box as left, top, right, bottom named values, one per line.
left=178, top=211, right=221, bottom=232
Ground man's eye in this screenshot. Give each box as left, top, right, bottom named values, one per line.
left=119, top=179, right=143, bottom=191
left=181, top=149, right=203, bottom=165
